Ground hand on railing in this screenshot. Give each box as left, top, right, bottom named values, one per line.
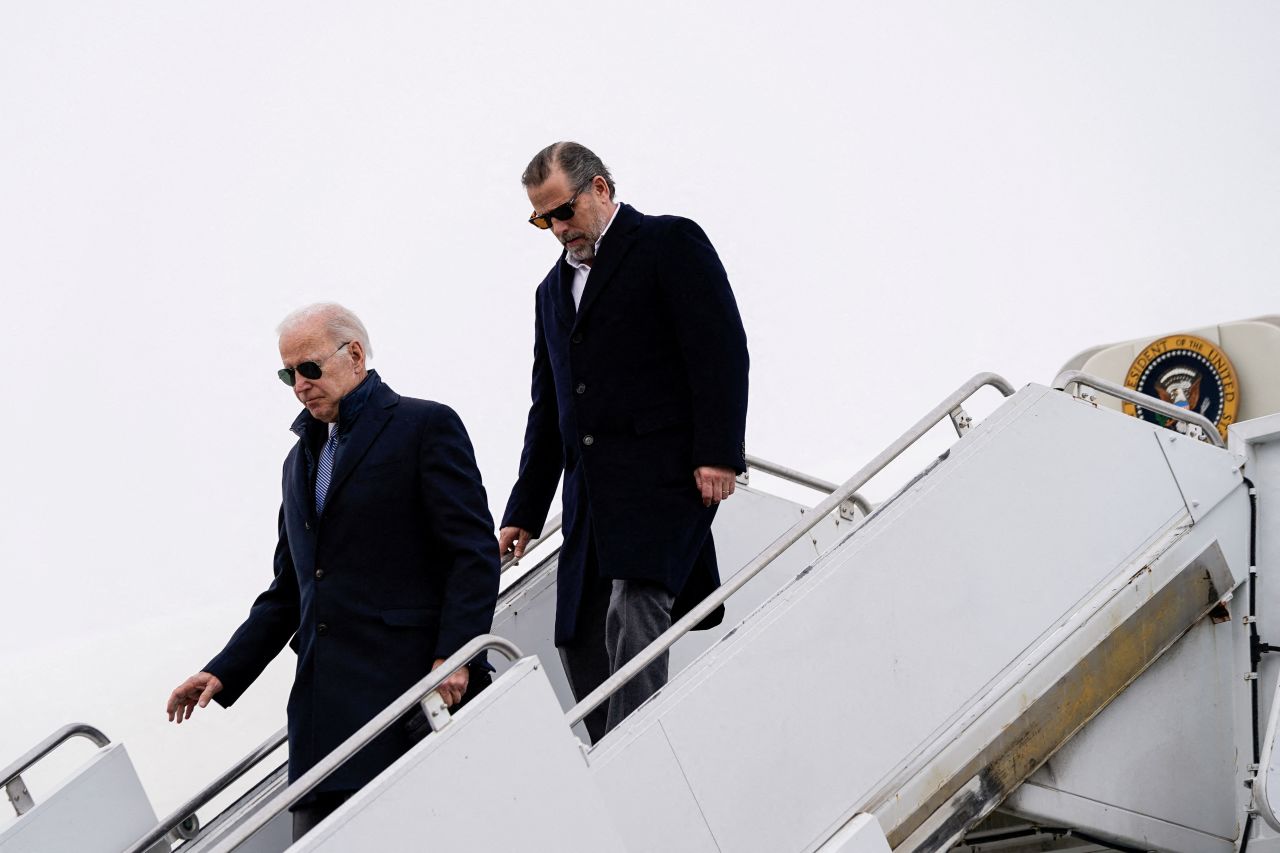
left=431, top=658, right=469, bottom=706
left=498, top=515, right=564, bottom=574
left=499, top=526, right=533, bottom=567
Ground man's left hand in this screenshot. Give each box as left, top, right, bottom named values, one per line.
left=694, top=466, right=737, bottom=507
left=431, top=658, right=470, bottom=707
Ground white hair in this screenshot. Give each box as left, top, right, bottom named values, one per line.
left=276, top=302, right=373, bottom=360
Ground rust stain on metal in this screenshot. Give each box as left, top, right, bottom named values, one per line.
left=887, top=553, right=1221, bottom=852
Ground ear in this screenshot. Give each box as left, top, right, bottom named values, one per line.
left=592, top=174, right=612, bottom=201
left=348, top=340, right=367, bottom=371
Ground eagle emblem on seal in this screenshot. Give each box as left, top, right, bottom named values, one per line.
left=1122, top=333, right=1239, bottom=442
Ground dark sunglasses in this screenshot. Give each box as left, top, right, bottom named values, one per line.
left=278, top=342, right=350, bottom=387
left=528, top=193, right=579, bottom=229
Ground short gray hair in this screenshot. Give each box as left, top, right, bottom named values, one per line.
left=276, top=302, right=373, bottom=360
left=522, top=141, right=616, bottom=198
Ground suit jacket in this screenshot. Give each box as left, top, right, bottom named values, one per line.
left=502, top=204, right=749, bottom=645
left=205, top=371, right=499, bottom=794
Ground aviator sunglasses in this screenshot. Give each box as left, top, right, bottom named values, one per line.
left=528, top=192, right=580, bottom=229
left=278, top=342, right=351, bottom=387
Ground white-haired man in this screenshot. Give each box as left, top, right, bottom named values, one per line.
left=166, top=303, right=500, bottom=839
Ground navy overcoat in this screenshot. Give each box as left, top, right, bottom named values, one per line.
left=206, top=371, right=499, bottom=794
left=502, top=204, right=749, bottom=645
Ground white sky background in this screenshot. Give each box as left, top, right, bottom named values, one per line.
left=1, top=0, right=1276, bottom=822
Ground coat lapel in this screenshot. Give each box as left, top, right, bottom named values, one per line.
left=552, top=258, right=575, bottom=329
left=573, top=203, right=642, bottom=330
left=323, top=388, right=398, bottom=514
left=288, top=411, right=317, bottom=520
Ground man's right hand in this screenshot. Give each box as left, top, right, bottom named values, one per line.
left=498, top=527, right=533, bottom=564
left=166, top=672, right=223, bottom=724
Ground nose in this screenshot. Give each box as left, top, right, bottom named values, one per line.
left=551, top=217, right=572, bottom=238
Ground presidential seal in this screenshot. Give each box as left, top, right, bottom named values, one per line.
left=1122, top=334, right=1239, bottom=441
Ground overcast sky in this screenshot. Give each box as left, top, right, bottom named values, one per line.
left=2, top=0, right=1277, bottom=823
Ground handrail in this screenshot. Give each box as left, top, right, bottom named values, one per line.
left=1, top=723, right=110, bottom=791
left=124, top=727, right=288, bottom=853
left=567, top=371, right=1017, bottom=727
left=205, top=634, right=523, bottom=852
left=1052, top=369, right=1226, bottom=448
left=498, top=457, right=872, bottom=577
left=500, top=513, right=563, bottom=574
left=745, top=454, right=872, bottom=516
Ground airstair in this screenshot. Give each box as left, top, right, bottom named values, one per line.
left=6, top=371, right=1280, bottom=853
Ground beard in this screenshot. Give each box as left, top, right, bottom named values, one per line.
left=565, top=237, right=595, bottom=263
left=561, top=206, right=609, bottom=263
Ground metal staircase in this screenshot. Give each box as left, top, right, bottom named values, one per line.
left=5, top=372, right=1277, bottom=853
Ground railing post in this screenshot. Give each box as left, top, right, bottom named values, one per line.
left=5, top=775, right=34, bottom=816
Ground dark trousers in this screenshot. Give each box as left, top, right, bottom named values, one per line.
left=290, top=667, right=492, bottom=842
left=560, top=567, right=675, bottom=744
left=292, top=791, right=352, bottom=842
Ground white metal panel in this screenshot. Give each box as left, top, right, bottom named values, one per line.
left=590, top=722, right=720, bottom=853
left=1008, top=781, right=1235, bottom=852
left=294, top=657, right=626, bottom=853
left=815, top=814, right=892, bottom=853
left=1155, top=427, right=1244, bottom=522
left=590, top=386, right=1199, bottom=852
left=0, top=744, right=158, bottom=853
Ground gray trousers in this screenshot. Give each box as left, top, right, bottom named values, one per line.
left=560, top=574, right=676, bottom=743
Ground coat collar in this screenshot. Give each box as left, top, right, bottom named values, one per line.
left=289, top=370, right=385, bottom=439
left=548, top=203, right=643, bottom=330
left=288, top=370, right=399, bottom=519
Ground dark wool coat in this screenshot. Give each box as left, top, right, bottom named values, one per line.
left=206, top=372, right=499, bottom=794
left=502, top=204, right=749, bottom=645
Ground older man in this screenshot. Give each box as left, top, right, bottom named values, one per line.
left=500, top=142, right=749, bottom=741
left=166, top=303, right=499, bottom=839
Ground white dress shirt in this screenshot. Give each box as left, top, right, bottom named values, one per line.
left=564, top=202, right=622, bottom=310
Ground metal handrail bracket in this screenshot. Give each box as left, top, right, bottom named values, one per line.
left=124, top=727, right=288, bottom=853
left=205, top=634, right=523, bottom=853
left=2, top=723, right=110, bottom=817
left=1052, top=369, right=1226, bottom=448
left=566, top=372, right=1017, bottom=728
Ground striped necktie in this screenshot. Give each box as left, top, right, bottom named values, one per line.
left=315, top=424, right=339, bottom=516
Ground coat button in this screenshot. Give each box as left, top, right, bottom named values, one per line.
left=582, top=434, right=595, bottom=446
left=305, top=521, right=311, bottom=531
left=575, top=382, right=586, bottom=395
left=317, top=622, right=329, bottom=635
left=315, top=569, right=325, bottom=580
left=571, top=333, right=583, bottom=344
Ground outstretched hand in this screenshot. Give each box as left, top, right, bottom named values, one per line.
left=166, top=672, right=223, bottom=724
